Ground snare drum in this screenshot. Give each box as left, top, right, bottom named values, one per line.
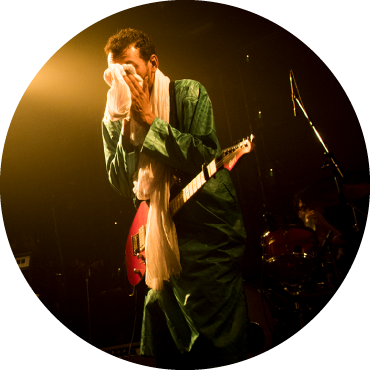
left=262, top=226, right=319, bottom=286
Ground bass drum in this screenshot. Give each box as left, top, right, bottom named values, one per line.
left=243, top=282, right=274, bottom=356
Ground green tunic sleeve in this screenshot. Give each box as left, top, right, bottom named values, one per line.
left=102, top=119, right=137, bottom=198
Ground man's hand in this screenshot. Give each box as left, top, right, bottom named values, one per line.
left=123, top=74, right=155, bottom=128
left=305, top=209, right=342, bottom=234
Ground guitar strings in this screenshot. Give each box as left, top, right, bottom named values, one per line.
left=171, top=140, right=249, bottom=215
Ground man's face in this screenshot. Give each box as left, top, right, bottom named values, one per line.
left=109, top=45, right=156, bottom=94
left=298, top=200, right=308, bottom=222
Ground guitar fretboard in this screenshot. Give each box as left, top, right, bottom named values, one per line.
left=169, top=138, right=251, bottom=217
left=169, top=160, right=217, bottom=217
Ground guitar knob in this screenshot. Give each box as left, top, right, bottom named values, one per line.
left=133, top=269, right=143, bottom=278
left=136, top=253, right=146, bottom=264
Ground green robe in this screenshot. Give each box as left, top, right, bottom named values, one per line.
left=102, top=79, right=250, bottom=368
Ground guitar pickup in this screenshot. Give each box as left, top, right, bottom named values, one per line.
left=132, top=234, right=140, bottom=255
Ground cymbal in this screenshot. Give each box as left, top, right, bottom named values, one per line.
left=343, top=171, right=370, bottom=201
left=300, top=171, right=370, bottom=208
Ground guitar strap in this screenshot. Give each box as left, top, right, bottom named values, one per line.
left=169, top=80, right=195, bottom=200
left=169, top=80, right=180, bottom=130
left=133, top=81, right=181, bottom=204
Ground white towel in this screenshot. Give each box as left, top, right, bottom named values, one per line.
left=103, top=63, right=147, bottom=146
left=104, top=62, right=181, bottom=290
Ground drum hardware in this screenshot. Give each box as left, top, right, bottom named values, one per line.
left=260, top=223, right=326, bottom=330
left=243, top=282, right=275, bottom=356
left=293, top=299, right=305, bottom=329
left=261, top=225, right=319, bottom=287
left=256, top=277, right=311, bottom=344
left=322, top=231, right=341, bottom=281
left=283, top=284, right=303, bottom=296
left=291, top=71, right=368, bottom=233
left=253, top=70, right=369, bottom=345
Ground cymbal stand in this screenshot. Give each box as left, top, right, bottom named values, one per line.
left=321, top=230, right=341, bottom=286
left=290, top=70, right=359, bottom=231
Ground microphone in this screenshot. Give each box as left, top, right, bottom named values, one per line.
left=290, top=70, right=296, bottom=117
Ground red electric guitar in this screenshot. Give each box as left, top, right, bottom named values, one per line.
left=125, top=136, right=254, bottom=286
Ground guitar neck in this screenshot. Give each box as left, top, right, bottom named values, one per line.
left=169, top=160, right=217, bottom=217
left=169, top=137, right=252, bottom=217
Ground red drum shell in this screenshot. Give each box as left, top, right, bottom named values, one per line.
left=262, top=226, right=318, bottom=286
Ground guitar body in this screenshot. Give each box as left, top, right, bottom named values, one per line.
left=125, top=201, right=149, bottom=286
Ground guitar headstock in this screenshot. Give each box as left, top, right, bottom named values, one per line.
left=222, top=135, right=254, bottom=154
left=221, top=135, right=255, bottom=171
left=238, top=135, right=254, bottom=151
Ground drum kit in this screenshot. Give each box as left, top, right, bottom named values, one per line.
left=262, top=170, right=370, bottom=288
left=244, top=171, right=370, bottom=357
left=262, top=225, right=319, bottom=288
left=244, top=71, right=370, bottom=356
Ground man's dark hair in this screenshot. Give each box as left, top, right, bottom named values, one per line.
left=104, top=28, right=156, bottom=62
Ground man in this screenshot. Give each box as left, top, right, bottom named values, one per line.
left=102, top=28, right=251, bottom=368
left=297, top=199, right=342, bottom=246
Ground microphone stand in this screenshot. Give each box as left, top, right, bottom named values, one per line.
left=290, top=71, right=359, bottom=231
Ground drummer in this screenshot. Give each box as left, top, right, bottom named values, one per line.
left=296, top=198, right=343, bottom=258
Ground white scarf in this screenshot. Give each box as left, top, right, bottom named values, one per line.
left=104, top=63, right=181, bottom=290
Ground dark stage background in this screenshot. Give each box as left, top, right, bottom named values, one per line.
left=1, top=1, right=369, bottom=368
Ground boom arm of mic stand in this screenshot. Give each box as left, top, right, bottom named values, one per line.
left=293, top=89, right=360, bottom=231
left=293, top=95, right=344, bottom=179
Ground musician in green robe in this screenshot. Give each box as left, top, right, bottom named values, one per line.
left=102, top=28, right=252, bottom=368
